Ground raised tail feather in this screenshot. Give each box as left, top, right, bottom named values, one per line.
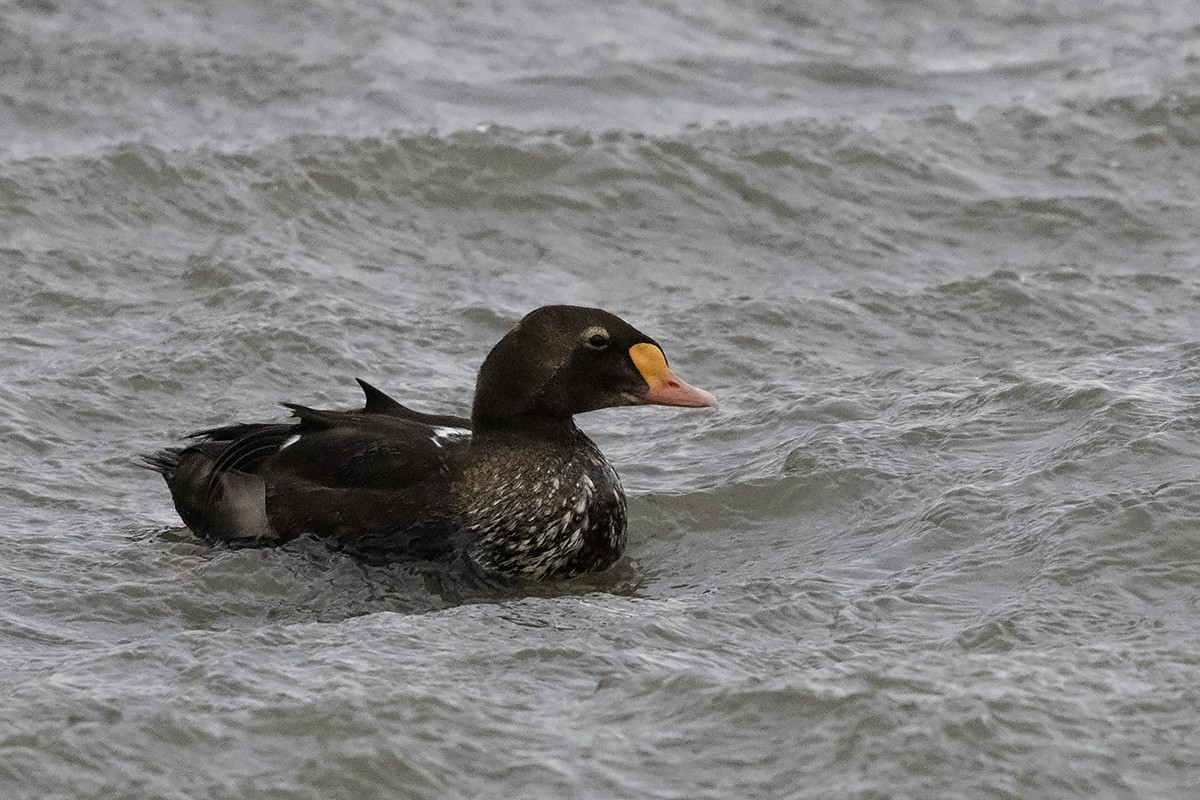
left=139, top=448, right=183, bottom=478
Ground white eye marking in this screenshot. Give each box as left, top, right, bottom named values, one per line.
left=582, top=326, right=610, bottom=350
left=280, top=434, right=302, bottom=450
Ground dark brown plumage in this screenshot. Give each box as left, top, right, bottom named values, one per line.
left=144, top=305, right=715, bottom=580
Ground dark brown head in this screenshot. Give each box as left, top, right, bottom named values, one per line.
left=472, top=305, right=715, bottom=428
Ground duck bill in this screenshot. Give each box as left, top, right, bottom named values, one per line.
left=629, top=343, right=717, bottom=408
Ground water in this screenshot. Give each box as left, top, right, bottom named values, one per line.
left=3, top=1, right=1200, bottom=797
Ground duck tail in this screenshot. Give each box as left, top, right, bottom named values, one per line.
left=138, top=448, right=183, bottom=479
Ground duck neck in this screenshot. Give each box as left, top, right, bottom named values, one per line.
left=469, top=412, right=580, bottom=445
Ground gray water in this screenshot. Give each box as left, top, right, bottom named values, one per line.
left=3, top=1, right=1200, bottom=797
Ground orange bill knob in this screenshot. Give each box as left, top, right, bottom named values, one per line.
left=628, top=343, right=717, bottom=408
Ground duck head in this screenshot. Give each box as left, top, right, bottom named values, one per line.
left=472, top=305, right=716, bottom=427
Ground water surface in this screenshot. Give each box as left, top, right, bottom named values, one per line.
left=2, top=1, right=1199, bottom=797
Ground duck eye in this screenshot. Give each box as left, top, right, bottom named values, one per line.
left=583, top=328, right=610, bottom=350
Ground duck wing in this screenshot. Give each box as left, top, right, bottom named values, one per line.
left=143, top=380, right=471, bottom=546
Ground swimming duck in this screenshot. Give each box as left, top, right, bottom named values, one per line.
left=144, top=305, right=715, bottom=580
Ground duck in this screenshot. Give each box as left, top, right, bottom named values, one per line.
left=143, top=305, right=715, bottom=581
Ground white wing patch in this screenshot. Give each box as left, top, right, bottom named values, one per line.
left=280, top=434, right=302, bottom=450
left=429, top=426, right=471, bottom=449
left=431, top=426, right=470, bottom=439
